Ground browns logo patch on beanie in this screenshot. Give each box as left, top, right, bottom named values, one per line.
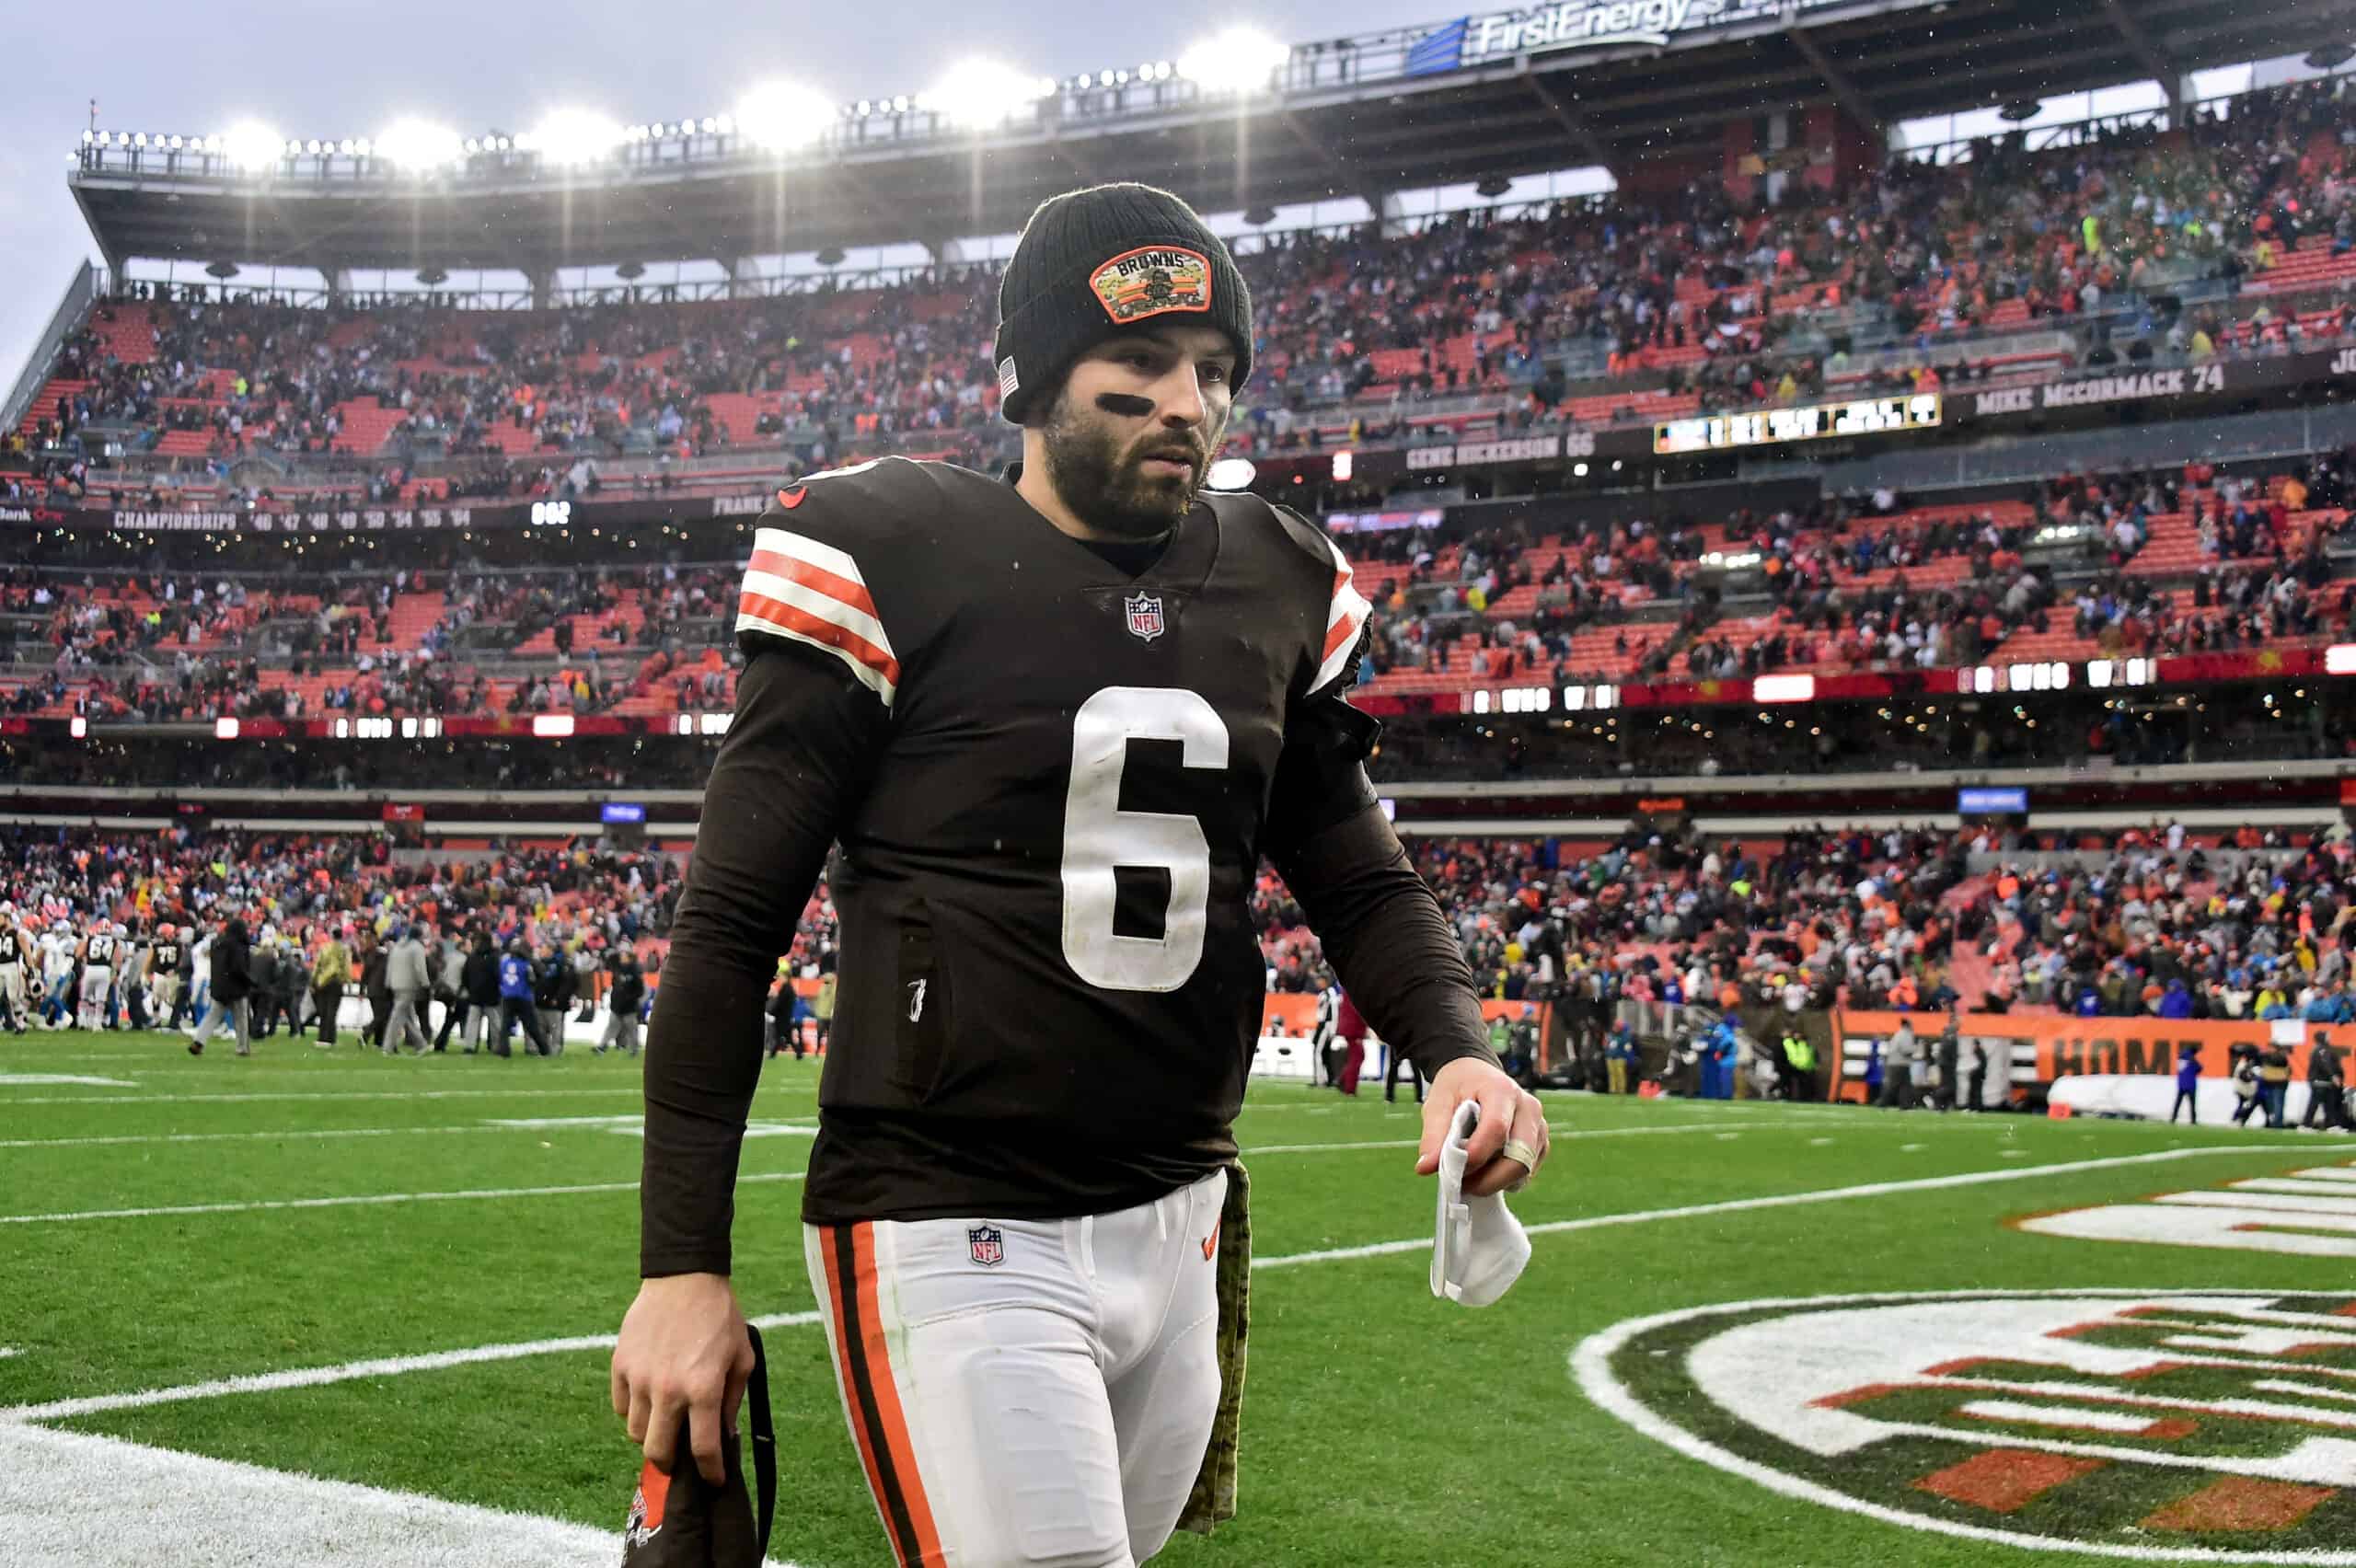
left=993, top=182, right=1253, bottom=424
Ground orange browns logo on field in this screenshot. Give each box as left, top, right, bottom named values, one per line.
left=1578, top=1288, right=2356, bottom=1562
left=1088, top=246, right=1213, bottom=324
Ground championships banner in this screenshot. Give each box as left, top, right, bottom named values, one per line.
left=0, top=490, right=776, bottom=536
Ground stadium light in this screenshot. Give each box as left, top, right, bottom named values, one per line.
left=376, top=119, right=463, bottom=171
left=523, top=109, right=624, bottom=167
left=1177, top=28, right=1290, bottom=94
left=920, top=60, right=1052, bottom=127
left=735, top=81, right=833, bottom=150
left=1205, top=457, right=1257, bottom=490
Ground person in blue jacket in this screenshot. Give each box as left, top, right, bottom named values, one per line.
left=2170, top=1043, right=2200, bottom=1123
left=1703, top=1016, right=1739, bottom=1100
left=495, top=940, right=550, bottom=1057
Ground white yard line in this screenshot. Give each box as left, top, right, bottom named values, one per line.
left=0, top=1106, right=1932, bottom=1153
left=0, top=1074, right=138, bottom=1088
left=4, top=1310, right=825, bottom=1425
left=7, top=1087, right=680, bottom=1106
left=0, top=1112, right=1937, bottom=1176
left=1239, top=1117, right=1859, bottom=1156
left=3, top=1146, right=2269, bottom=1427
left=0, top=1124, right=516, bottom=1150
left=0, top=1171, right=806, bottom=1227
left=0, top=1422, right=810, bottom=1568
left=1252, top=1147, right=2265, bottom=1270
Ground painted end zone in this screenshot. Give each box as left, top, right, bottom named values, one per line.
left=1575, top=1289, right=2356, bottom=1562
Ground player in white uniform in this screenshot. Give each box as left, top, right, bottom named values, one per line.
left=78, top=921, right=123, bottom=1032
left=0, top=903, right=29, bottom=1033
left=40, top=922, right=76, bottom=1029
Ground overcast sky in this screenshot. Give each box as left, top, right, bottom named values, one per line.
left=2, top=0, right=1464, bottom=387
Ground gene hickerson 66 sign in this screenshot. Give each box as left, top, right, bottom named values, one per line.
left=1576, top=1289, right=2356, bottom=1560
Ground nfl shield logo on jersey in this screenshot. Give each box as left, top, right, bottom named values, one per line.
left=1123, top=592, right=1165, bottom=642
left=967, top=1225, right=1005, bottom=1267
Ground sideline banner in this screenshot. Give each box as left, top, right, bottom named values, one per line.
left=1834, top=1009, right=2327, bottom=1099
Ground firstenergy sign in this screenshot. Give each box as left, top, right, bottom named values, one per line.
left=1578, top=1289, right=2356, bottom=1560
left=1413, top=0, right=1851, bottom=73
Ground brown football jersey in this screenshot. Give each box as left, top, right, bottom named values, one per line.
left=727, top=456, right=1372, bottom=1223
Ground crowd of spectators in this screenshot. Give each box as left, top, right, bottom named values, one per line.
left=1250, top=819, right=2356, bottom=1033
left=10, top=442, right=2356, bottom=739
left=2, top=824, right=687, bottom=982
left=20, top=814, right=2344, bottom=1055
left=11, top=74, right=2356, bottom=511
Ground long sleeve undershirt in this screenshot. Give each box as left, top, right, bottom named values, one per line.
left=639, top=644, right=878, bottom=1277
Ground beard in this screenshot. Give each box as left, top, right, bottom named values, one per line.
left=1037, top=390, right=1216, bottom=540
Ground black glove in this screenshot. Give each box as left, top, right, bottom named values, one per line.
left=622, top=1325, right=776, bottom=1567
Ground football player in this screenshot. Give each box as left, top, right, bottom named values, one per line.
left=39, top=920, right=75, bottom=1028
left=77, top=919, right=121, bottom=1032
left=613, top=183, right=1548, bottom=1567
left=146, top=923, right=185, bottom=1032
left=0, top=902, right=29, bottom=1033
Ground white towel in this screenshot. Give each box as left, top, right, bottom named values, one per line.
left=1430, top=1100, right=1532, bottom=1308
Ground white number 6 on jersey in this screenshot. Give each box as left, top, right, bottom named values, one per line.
left=1061, top=686, right=1229, bottom=992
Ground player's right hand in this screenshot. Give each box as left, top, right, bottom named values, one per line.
left=611, top=1272, right=756, bottom=1485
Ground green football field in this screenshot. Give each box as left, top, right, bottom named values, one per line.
left=4, top=1031, right=2354, bottom=1566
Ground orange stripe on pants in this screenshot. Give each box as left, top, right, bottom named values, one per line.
left=823, top=1222, right=947, bottom=1567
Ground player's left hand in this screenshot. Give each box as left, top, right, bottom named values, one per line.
left=1417, top=1057, right=1548, bottom=1197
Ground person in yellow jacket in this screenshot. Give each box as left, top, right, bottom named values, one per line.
left=310, top=930, right=353, bottom=1048
left=1781, top=1030, right=1819, bottom=1102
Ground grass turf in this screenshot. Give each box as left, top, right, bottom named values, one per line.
left=3, top=1029, right=2350, bottom=1566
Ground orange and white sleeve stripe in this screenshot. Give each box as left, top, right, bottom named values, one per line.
left=736, top=525, right=902, bottom=707
left=1311, top=535, right=1373, bottom=697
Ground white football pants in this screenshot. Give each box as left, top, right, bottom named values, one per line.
left=77, top=964, right=112, bottom=1031
left=804, top=1168, right=1226, bottom=1567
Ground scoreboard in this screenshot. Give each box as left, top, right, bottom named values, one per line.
left=1655, top=393, right=1942, bottom=455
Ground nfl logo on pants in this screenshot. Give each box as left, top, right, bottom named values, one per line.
left=967, top=1224, right=1004, bottom=1267
left=1123, top=593, right=1164, bottom=642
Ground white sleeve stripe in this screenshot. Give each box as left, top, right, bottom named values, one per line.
left=1327, top=579, right=1372, bottom=632
left=733, top=610, right=898, bottom=706
left=751, top=525, right=866, bottom=590
left=739, top=568, right=896, bottom=661
left=1311, top=605, right=1370, bottom=693
left=1311, top=533, right=1371, bottom=694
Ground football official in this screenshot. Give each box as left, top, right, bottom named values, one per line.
left=614, top=183, right=1548, bottom=1568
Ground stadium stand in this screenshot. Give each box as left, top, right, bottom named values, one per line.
left=11, top=77, right=2356, bottom=518
left=13, top=72, right=2356, bottom=1090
